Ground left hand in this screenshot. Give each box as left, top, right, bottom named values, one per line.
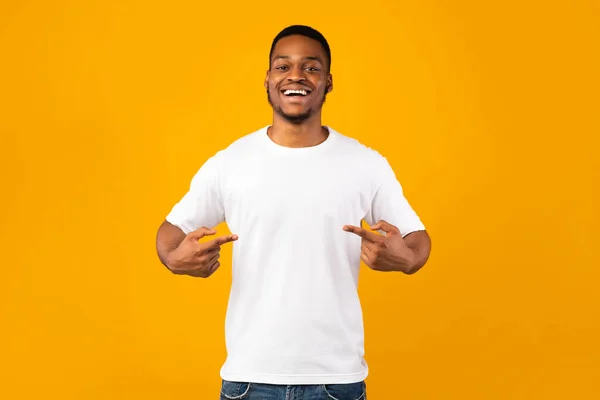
left=343, top=220, right=416, bottom=272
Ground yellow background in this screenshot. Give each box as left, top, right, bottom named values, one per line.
left=1, top=0, right=599, bottom=398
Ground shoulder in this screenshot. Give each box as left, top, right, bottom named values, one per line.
left=328, top=127, right=390, bottom=168
left=188, top=126, right=267, bottom=182
left=206, top=126, right=268, bottom=164
left=224, top=126, right=267, bottom=152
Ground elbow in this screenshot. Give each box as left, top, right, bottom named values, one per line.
left=402, top=249, right=430, bottom=275
left=404, top=266, right=419, bottom=275
left=403, top=263, right=424, bottom=275
left=403, top=232, right=431, bottom=275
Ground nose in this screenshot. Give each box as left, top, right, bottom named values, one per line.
left=286, top=65, right=306, bottom=82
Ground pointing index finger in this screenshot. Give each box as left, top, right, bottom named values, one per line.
left=206, top=234, right=239, bottom=249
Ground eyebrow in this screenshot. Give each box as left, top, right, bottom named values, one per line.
left=272, top=55, right=324, bottom=63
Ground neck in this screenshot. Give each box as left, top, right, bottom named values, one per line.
left=268, top=113, right=328, bottom=148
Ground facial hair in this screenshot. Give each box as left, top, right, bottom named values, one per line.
left=267, top=86, right=328, bottom=124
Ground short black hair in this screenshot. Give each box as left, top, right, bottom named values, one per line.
left=269, top=25, right=331, bottom=71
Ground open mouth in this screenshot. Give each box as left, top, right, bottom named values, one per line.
left=281, top=89, right=311, bottom=97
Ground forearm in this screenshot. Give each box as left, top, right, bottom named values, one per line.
left=156, top=220, right=186, bottom=268
left=402, top=230, right=431, bottom=274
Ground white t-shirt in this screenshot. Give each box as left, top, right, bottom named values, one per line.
left=166, top=126, right=425, bottom=385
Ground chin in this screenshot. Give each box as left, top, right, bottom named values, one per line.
left=275, top=106, right=312, bottom=123
left=283, top=114, right=311, bottom=124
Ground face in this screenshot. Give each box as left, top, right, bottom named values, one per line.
left=265, top=34, right=333, bottom=124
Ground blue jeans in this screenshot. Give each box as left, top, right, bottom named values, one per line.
left=220, top=380, right=367, bottom=400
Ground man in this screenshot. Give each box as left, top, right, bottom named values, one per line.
left=156, top=25, right=431, bottom=400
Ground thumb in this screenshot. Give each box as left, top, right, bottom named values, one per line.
left=186, top=226, right=217, bottom=241
left=370, top=220, right=399, bottom=235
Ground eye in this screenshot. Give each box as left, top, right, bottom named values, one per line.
left=275, top=65, right=289, bottom=71
left=306, top=67, right=320, bottom=72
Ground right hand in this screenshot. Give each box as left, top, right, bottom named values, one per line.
left=166, top=226, right=238, bottom=278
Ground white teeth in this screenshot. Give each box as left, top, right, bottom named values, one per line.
left=284, top=89, right=308, bottom=96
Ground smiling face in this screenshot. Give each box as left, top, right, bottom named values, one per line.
left=265, top=34, right=333, bottom=124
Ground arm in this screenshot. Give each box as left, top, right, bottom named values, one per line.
left=158, top=154, right=231, bottom=277
left=345, top=154, right=430, bottom=274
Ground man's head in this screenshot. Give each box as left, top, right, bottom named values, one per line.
left=265, top=25, right=333, bottom=124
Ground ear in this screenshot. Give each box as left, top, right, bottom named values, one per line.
left=264, top=70, right=270, bottom=89
left=326, top=74, right=333, bottom=93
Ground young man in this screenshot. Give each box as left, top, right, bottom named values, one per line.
left=156, top=25, right=431, bottom=400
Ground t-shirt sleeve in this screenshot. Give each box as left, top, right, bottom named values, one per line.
left=165, top=155, right=225, bottom=235
left=364, top=156, right=425, bottom=237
